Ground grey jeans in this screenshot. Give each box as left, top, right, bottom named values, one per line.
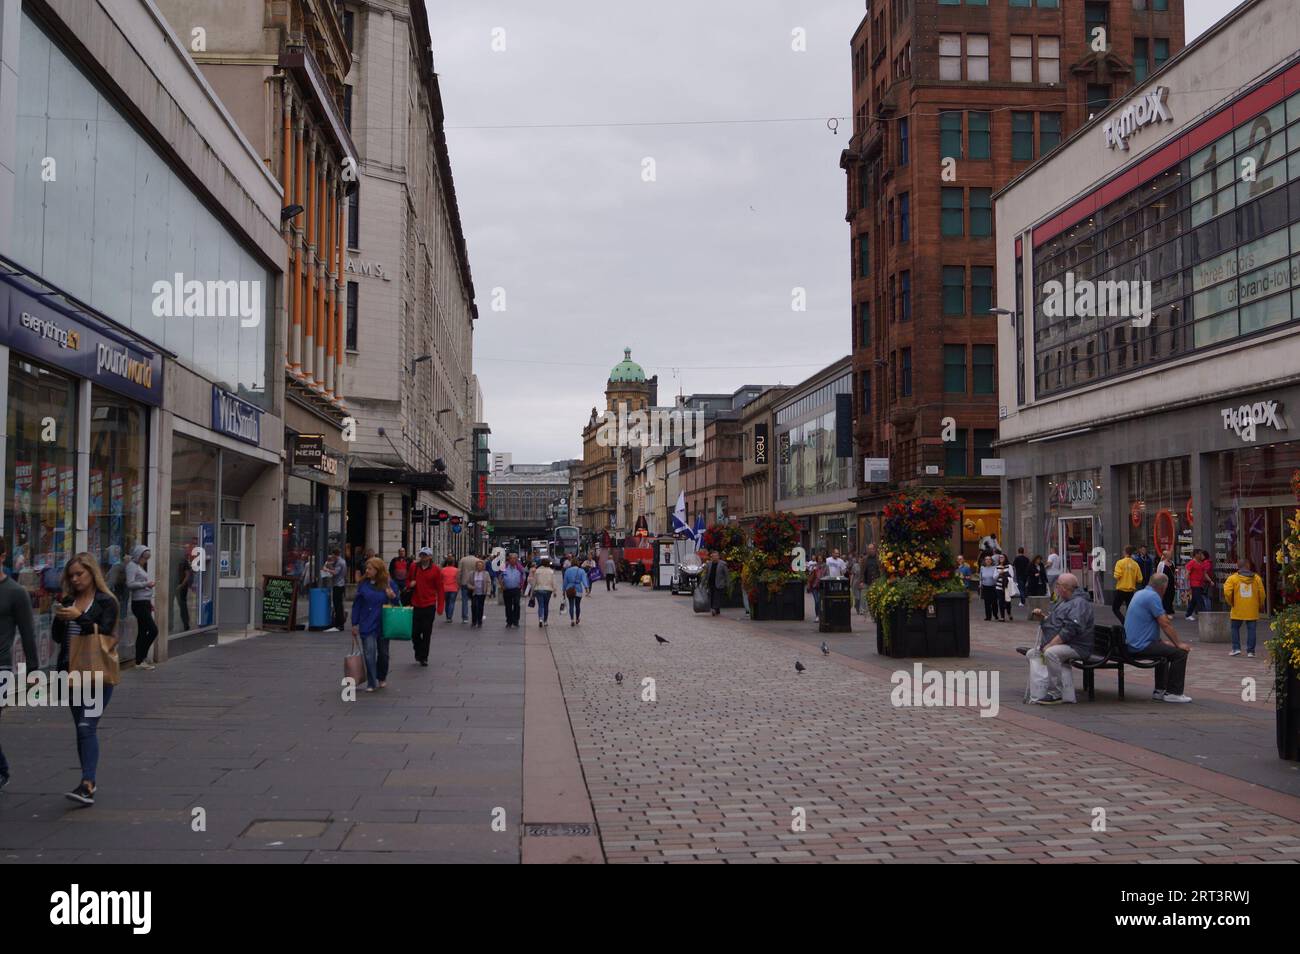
left=1043, top=643, right=1081, bottom=696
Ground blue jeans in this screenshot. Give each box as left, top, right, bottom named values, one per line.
left=460, top=585, right=472, bottom=620
left=812, top=590, right=822, bottom=619
left=360, top=633, right=390, bottom=689
left=568, top=593, right=582, bottom=621
left=444, top=590, right=457, bottom=621
left=536, top=590, right=552, bottom=622
left=1231, top=619, right=1257, bottom=653
left=71, top=684, right=114, bottom=784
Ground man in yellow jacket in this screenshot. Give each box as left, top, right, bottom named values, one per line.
left=1223, top=558, right=1266, bottom=657
left=1112, top=546, right=1142, bottom=621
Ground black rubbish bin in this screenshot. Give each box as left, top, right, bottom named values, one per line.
left=819, top=577, right=852, bottom=633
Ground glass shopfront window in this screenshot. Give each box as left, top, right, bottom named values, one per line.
left=284, top=475, right=320, bottom=587
left=89, top=389, right=149, bottom=660
left=4, top=357, right=77, bottom=667
left=1126, top=458, right=1191, bottom=608
left=1046, top=469, right=1105, bottom=594
left=168, top=435, right=218, bottom=635
left=1214, top=441, right=1300, bottom=608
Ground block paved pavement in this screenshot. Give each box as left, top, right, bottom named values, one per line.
left=0, top=608, right=526, bottom=863
left=544, top=585, right=1300, bottom=863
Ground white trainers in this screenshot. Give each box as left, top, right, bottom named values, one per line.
left=1229, top=649, right=1241, bottom=656
left=1151, top=690, right=1166, bottom=701
left=1163, top=693, right=1193, bottom=703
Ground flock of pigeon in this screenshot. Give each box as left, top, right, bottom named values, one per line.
left=612, top=635, right=834, bottom=683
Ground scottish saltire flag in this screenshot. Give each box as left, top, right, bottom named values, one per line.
left=671, top=491, right=690, bottom=536
left=692, top=514, right=706, bottom=545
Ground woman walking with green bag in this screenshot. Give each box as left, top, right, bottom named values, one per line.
left=351, top=557, right=399, bottom=692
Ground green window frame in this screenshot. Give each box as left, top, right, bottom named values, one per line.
left=940, top=111, right=963, bottom=160
left=859, top=302, right=871, bottom=346
left=943, top=345, right=966, bottom=393
left=942, top=266, right=965, bottom=316
left=973, top=344, right=995, bottom=393
left=971, top=266, right=994, bottom=315
left=1154, top=37, right=1169, bottom=69
left=1133, top=38, right=1149, bottom=83
left=1040, top=113, right=1062, bottom=154
left=968, top=111, right=990, bottom=160
left=941, top=188, right=964, bottom=237
left=859, top=234, right=870, bottom=278
left=970, top=188, right=992, bottom=238
left=945, top=430, right=968, bottom=477
left=901, top=348, right=912, bottom=397
left=974, top=429, right=996, bottom=473
left=1012, top=112, right=1034, bottom=161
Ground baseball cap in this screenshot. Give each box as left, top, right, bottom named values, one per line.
left=418, top=547, right=433, bottom=556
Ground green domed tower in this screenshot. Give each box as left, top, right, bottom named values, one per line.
left=605, top=347, right=657, bottom=413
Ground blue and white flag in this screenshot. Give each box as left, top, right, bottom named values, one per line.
left=671, top=491, right=690, bottom=536
left=692, top=514, right=706, bottom=545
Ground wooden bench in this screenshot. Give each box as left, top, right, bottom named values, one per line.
left=1016, top=624, right=1159, bottom=701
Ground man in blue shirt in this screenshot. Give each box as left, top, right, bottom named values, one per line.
left=1124, top=572, right=1194, bottom=703
left=499, top=552, right=527, bottom=628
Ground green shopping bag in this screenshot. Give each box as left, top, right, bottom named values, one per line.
left=382, top=605, right=413, bottom=641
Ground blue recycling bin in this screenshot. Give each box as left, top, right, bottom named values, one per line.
left=308, top=587, right=332, bottom=629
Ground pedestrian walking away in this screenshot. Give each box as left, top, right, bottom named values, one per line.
left=1223, top=558, right=1265, bottom=657
left=531, top=558, right=557, bottom=627
left=1045, top=548, right=1062, bottom=601
left=499, top=552, right=527, bottom=628
left=351, top=557, right=399, bottom=691
left=125, top=544, right=158, bottom=669
left=0, top=535, right=39, bottom=793
left=1185, top=549, right=1212, bottom=620
left=458, top=551, right=479, bottom=624
left=1112, top=546, right=1142, bottom=620
left=705, top=550, right=730, bottom=616
left=603, top=554, right=617, bottom=591
left=1123, top=572, right=1193, bottom=702
left=440, top=557, right=461, bottom=622
left=407, top=548, right=444, bottom=666
left=1012, top=547, right=1031, bottom=607
left=52, top=553, right=121, bottom=806
left=563, top=560, right=590, bottom=625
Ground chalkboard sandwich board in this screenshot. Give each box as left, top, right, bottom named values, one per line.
left=262, top=575, right=299, bottom=631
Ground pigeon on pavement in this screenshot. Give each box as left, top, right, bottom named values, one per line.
left=654, top=634, right=669, bottom=645
left=795, top=660, right=807, bottom=674
left=615, top=672, right=623, bottom=685
left=820, top=641, right=830, bottom=656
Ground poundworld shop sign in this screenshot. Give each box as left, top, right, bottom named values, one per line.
left=1103, top=86, right=1173, bottom=152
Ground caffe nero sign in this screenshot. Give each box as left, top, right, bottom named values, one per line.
left=212, top=386, right=262, bottom=445
left=0, top=281, right=163, bottom=406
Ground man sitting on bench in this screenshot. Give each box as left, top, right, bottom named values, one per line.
left=1123, top=572, right=1193, bottom=703
left=1028, top=572, right=1095, bottom=705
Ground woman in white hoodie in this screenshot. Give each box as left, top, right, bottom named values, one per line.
left=126, top=544, right=158, bottom=670
left=529, top=558, right=558, bottom=628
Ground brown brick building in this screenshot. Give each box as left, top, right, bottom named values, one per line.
left=843, top=0, right=1184, bottom=555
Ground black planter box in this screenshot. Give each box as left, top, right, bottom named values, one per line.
left=749, top=580, right=806, bottom=621
left=1279, top=663, right=1300, bottom=762
left=875, top=592, right=970, bottom=658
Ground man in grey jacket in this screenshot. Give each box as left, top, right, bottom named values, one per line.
left=457, top=552, right=479, bottom=624
left=0, top=535, right=39, bottom=790
left=1029, top=572, right=1095, bottom=704
left=705, top=551, right=730, bottom=616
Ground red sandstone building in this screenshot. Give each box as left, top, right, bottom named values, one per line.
left=843, top=0, right=1184, bottom=554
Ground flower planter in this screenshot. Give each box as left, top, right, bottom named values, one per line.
left=749, top=580, right=805, bottom=621
left=1279, top=662, right=1300, bottom=762
left=876, top=593, right=970, bottom=658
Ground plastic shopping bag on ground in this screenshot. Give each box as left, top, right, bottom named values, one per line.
left=1024, top=626, right=1077, bottom=703
left=693, top=582, right=710, bottom=613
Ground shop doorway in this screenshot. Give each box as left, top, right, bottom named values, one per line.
left=1059, top=515, right=1099, bottom=597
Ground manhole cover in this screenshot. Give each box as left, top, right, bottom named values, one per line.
left=525, top=822, right=593, bottom=837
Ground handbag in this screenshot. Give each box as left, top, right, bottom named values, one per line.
left=382, top=605, right=413, bottom=640
left=528, top=595, right=536, bottom=608
left=344, top=636, right=366, bottom=685
left=693, top=583, right=710, bottom=613
left=68, top=623, right=120, bottom=687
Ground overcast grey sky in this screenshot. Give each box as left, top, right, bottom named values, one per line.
left=427, top=0, right=1239, bottom=464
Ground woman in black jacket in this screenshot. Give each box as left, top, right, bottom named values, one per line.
left=51, top=553, right=119, bottom=806
left=1028, top=555, right=1049, bottom=597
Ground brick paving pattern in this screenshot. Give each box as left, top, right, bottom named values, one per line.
left=547, top=587, right=1300, bottom=863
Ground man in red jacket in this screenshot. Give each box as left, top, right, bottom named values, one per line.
left=1184, top=549, right=1213, bottom=621
left=406, top=547, right=444, bottom=667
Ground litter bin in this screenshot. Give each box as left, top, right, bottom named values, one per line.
left=308, top=587, right=333, bottom=629
left=819, top=577, right=852, bottom=633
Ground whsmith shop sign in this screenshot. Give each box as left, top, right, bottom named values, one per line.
left=212, top=386, right=262, bottom=445
left=0, top=279, right=163, bottom=406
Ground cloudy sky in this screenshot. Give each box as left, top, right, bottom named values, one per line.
left=427, top=0, right=1238, bottom=464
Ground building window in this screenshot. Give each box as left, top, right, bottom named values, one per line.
left=967, top=35, right=989, bottom=81
left=972, top=266, right=994, bottom=315
left=1011, top=35, right=1033, bottom=82
left=939, top=34, right=962, bottom=81
left=861, top=371, right=871, bottom=413
left=968, top=111, right=990, bottom=159
left=1038, top=36, right=1060, bottom=83
left=945, top=429, right=968, bottom=477
left=887, top=199, right=894, bottom=246
left=346, top=281, right=359, bottom=351
left=973, top=344, right=995, bottom=393
left=343, top=10, right=355, bottom=50
left=1152, top=0, right=1168, bottom=9
left=1134, top=38, right=1149, bottom=83
left=859, top=302, right=871, bottom=345
left=943, top=345, right=966, bottom=393
left=943, top=266, right=965, bottom=316
left=900, top=271, right=911, bottom=321
left=970, top=188, right=992, bottom=237
left=1040, top=113, right=1062, bottom=154
left=1085, top=2, right=1109, bottom=45
left=899, top=192, right=910, bottom=242
left=1010, top=0, right=1030, bottom=6
left=1039, top=0, right=1058, bottom=6
left=1154, top=37, right=1169, bottom=69
left=901, top=348, right=912, bottom=397
left=859, top=234, right=870, bottom=277
left=347, top=189, right=360, bottom=247
left=975, top=429, right=996, bottom=473
left=898, top=117, right=910, bottom=165
left=940, top=111, right=963, bottom=159
left=1012, top=112, right=1035, bottom=160
left=1087, top=84, right=1111, bottom=113
left=941, top=188, right=964, bottom=237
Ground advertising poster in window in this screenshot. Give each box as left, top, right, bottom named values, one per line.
left=88, top=469, right=104, bottom=556
left=12, top=460, right=31, bottom=566
left=59, top=465, right=75, bottom=559
left=111, top=473, right=124, bottom=542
